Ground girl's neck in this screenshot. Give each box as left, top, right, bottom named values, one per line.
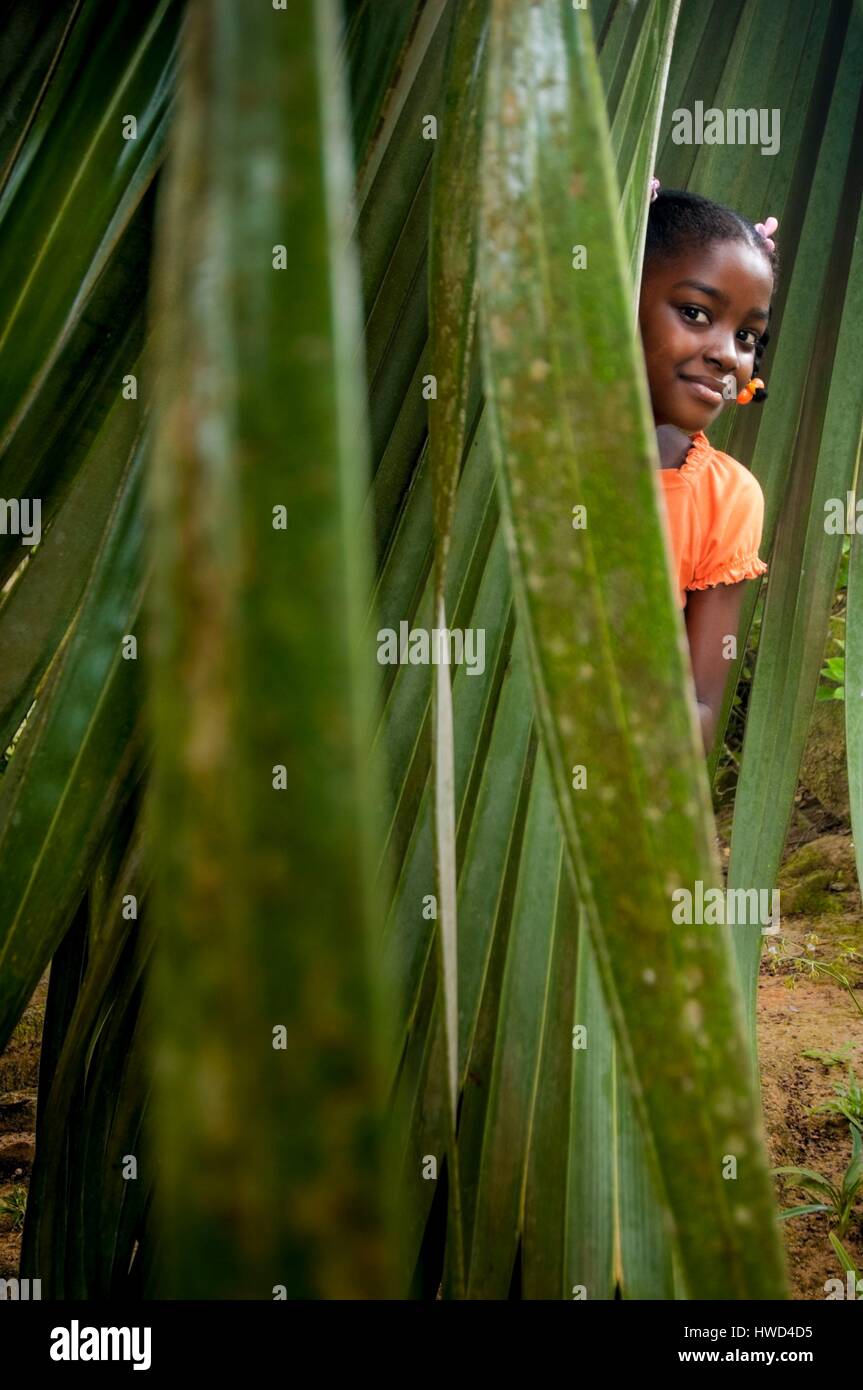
left=656, top=423, right=693, bottom=470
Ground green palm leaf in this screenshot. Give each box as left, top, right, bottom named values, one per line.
left=0, top=441, right=145, bottom=1058
left=477, top=0, right=784, bottom=1302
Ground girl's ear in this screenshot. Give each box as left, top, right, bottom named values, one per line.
left=751, top=316, right=771, bottom=402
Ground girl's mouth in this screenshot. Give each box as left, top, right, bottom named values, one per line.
left=678, top=374, right=724, bottom=406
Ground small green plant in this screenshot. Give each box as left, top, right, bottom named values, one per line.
left=816, top=540, right=850, bottom=702
left=816, top=651, right=845, bottom=701
left=774, top=1124, right=863, bottom=1239
left=801, top=1043, right=855, bottom=1068
left=809, top=1067, right=863, bottom=1131
left=0, top=1184, right=27, bottom=1233
left=829, top=1231, right=860, bottom=1282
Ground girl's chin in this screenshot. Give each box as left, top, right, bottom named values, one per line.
left=655, top=410, right=719, bottom=433
left=658, top=397, right=724, bottom=433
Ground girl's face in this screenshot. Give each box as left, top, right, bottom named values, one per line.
left=638, top=239, right=774, bottom=433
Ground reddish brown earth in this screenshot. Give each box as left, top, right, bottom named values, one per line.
left=756, top=921, right=863, bottom=1298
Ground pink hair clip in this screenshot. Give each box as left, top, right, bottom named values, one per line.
left=754, top=215, right=779, bottom=252
left=649, top=177, right=660, bottom=203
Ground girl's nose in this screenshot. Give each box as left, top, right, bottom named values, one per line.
left=705, top=330, right=738, bottom=374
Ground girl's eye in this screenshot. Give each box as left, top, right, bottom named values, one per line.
left=678, top=305, right=761, bottom=349
left=679, top=304, right=710, bottom=325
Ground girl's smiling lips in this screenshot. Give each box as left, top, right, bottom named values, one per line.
left=678, top=372, right=726, bottom=406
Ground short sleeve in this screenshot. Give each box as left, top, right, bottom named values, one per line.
left=688, top=463, right=768, bottom=592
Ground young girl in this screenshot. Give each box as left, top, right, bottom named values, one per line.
left=639, top=187, right=775, bottom=756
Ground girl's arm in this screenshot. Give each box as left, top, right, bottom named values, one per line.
left=683, top=580, right=748, bottom=756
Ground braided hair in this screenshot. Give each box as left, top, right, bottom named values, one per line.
left=645, top=188, right=777, bottom=403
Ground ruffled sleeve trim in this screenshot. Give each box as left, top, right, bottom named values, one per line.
left=679, top=429, right=715, bottom=477
left=687, top=551, right=769, bottom=592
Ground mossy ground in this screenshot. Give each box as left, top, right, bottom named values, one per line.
left=717, top=806, right=863, bottom=1299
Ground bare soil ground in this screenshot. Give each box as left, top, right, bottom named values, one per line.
left=719, top=788, right=863, bottom=1299
left=758, top=962, right=863, bottom=1298
left=0, top=973, right=44, bottom=1281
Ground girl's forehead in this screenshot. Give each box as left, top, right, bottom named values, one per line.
left=650, top=239, right=774, bottom=299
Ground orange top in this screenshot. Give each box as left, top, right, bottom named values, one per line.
left=657, top=430, right=768, bottom=610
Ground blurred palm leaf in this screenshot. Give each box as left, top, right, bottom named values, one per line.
left=146, top=0, right=395, bottom=1298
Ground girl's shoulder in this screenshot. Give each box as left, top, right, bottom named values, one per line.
left=664, top=430, right=764, bottom=504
